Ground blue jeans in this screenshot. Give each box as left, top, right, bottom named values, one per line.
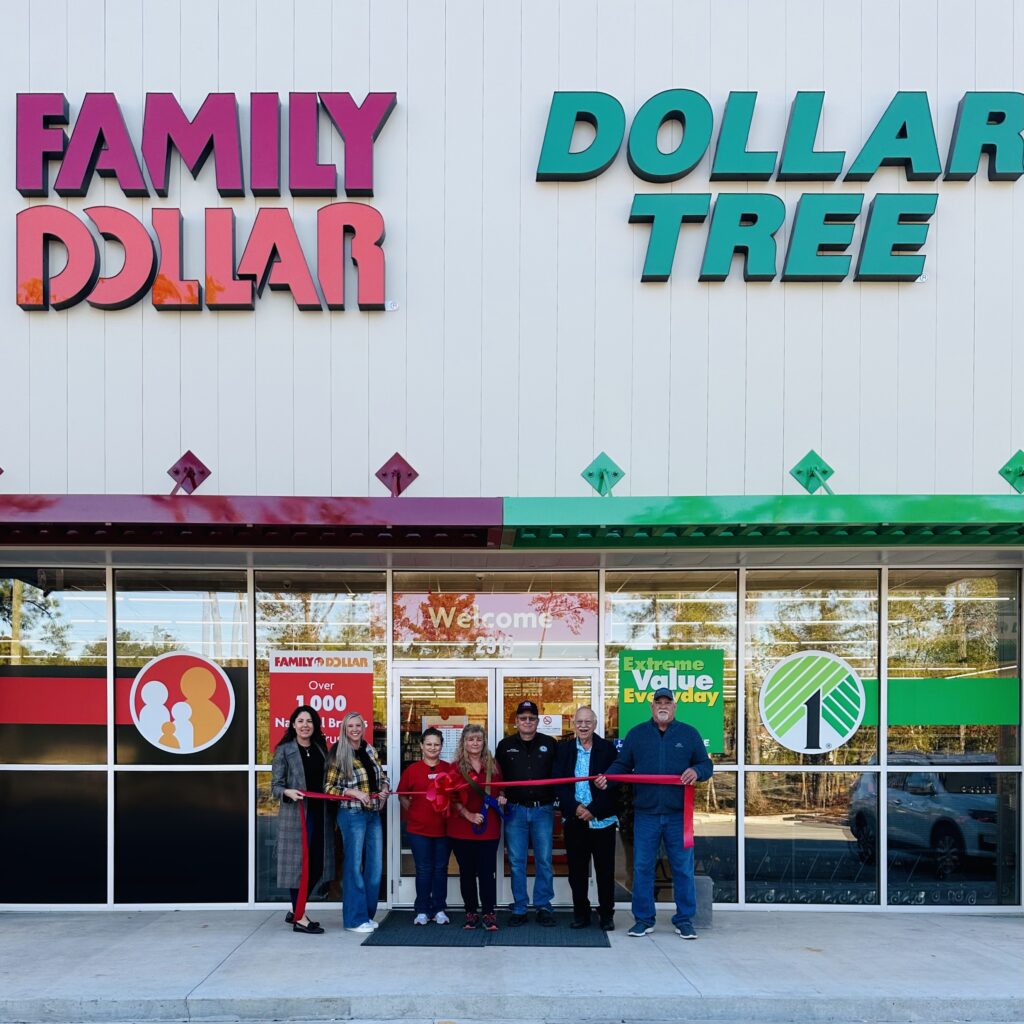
left=337, top=810, right=383, bottom=928
left=504, top=803, right=555, bottom=914
left=631, top=811, right=696, bottom=928
left=408, top=832, right=449, bottom=916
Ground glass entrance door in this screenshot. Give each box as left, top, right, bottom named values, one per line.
left=390, top=664, right=600, bottom=908
left=496, top=670, right=598, bottom=907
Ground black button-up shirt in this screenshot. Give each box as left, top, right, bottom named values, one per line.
left=495, top=732, right=558, bottom=805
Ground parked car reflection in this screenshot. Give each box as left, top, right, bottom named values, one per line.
left=849, top=755, right=998, bottom=878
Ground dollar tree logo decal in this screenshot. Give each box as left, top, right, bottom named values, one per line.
left=759, top=651, right=866, bottom=754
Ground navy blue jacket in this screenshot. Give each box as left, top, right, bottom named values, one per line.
left=606, top=718, right=713, bottom=814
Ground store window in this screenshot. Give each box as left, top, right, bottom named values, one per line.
left=604, top=570, right=737, bottom=760
left=0, top=568, right=107, bottom=764
left=255, top=571, right=387, bottom=764
left=612, top=773, right=737, bottom=904
left=888, top=570, right=1019, bottom=765
left=255, top=572, right=387, bottom=905
left=745, top=770, right=878, bottom=905
left=745, top=571, right=879, bottom=766
left=886, top=771, right=1019, bottom=907
left=114, top=571, right=249, bottom=765
left=393, top=572, right=599, bottom=661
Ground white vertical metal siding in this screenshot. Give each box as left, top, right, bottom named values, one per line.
left=0, top=0, right=1017, bottom=499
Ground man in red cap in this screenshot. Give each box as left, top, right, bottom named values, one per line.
left=496, top=699, right=558, bottom=926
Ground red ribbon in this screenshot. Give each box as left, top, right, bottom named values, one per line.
left=288, top=774, right=695, bottom=923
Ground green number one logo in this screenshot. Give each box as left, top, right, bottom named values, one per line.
left=759, top=651, right=866, bottom=754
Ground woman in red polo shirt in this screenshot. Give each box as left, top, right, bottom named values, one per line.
left=447, top=723, right=505, bottom=931
left=398, top=727, right=451, bottom=926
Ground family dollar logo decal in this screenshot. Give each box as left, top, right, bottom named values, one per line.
left=129, top=652, right=235, bottom=754
left=759, top=651, right=866, bottom=754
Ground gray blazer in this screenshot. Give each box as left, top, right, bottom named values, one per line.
left=271, top=740, right=337, bottom=891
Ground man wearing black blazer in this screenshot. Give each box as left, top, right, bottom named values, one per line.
left=554, top=706, right=619, bottom=930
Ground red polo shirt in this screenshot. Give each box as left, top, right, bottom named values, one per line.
left=398, top=759, right=450, bottom=838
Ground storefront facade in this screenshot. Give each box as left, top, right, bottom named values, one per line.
left=1, top=0, right=1022, bottom=912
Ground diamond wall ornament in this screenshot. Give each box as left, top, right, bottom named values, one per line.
left=168, top=450, right=212, bottom=495
left=999, top=450, right=1024, bottom=493
left=376, top=452, right=418, bottom=496
left=790, top=449, right=835, bottom=495
left=582, top=452, right=624, bottom=496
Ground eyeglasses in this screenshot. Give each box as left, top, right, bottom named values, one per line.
left=517, top=715, right=539, bottom=722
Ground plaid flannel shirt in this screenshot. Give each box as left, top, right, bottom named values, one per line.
left=324, top=744, right=390, bottom=812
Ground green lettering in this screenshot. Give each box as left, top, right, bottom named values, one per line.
left=945, top=91, right=1024, bottom=181
left=855, top=193, right=938, bottom=281
left=711, top=91, right=777, bottom=181
left=630, top=193, right=711, bottom=281
left=699, top=193, right=785, bottom=282
left=536, top=91, right=625, bottom=182
left=782, top=193, right=863, bottom=281
left=778, top=91, right=845, bottom=181
left=846, top=91, right=940, bottom=181
left=627, top=89, right=714, bottom=183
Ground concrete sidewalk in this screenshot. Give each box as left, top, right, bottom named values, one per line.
left=0, top=909, right=1021, bottom=1023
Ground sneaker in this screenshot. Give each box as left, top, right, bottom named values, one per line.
left=675, top=920, right=697, bottom=940
left=369, top=918, right=380, bottom=930
left=536, top=909, right=557, bottom=928
left=628, top=921, right=654, bottom=937
left=463, top=912, right=479, bottom=930
left=345, top=921, right=375, bottom=933
left=433, top=911, right=450, bottom=925
left=508, top=913, right=528, bottom=928
left=482, top=913, right=498, bottom=931
left=413, top=913, right=429, bottom=926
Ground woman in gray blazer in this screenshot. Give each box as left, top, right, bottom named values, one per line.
left=271, top=704, right=336, bottom=934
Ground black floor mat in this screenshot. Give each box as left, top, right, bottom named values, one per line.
left=361, top=910, right=611, bottom=948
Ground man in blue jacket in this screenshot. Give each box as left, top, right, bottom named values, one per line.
left=596, top=687, right=713, bottom=940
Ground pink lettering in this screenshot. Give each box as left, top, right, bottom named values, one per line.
left=17, top=93, right=69, bottom=197
left=16, top=205, right=98, bottom=310
left=237, top=207, right=322, bottom=309
left=55, top=93, right=148, bottom=197
left=249, top=92, right=281, bottom=196
left=85, top=206, right=156, bottom=309
left=320, top=92, right=396, bottom=197
left=142, top=93, right=244, bottom=197
left=204, top=208, right=254, bottom=310
left=317, top=202, right=386, bottom=310
left=288, top=92, right=335, bottom=196
left=151, top=208, right=201, bottom=309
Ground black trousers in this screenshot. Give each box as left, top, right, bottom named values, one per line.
left=449, top=836, right=499, bottom=914
left=562, top=816, right=617, bottom=919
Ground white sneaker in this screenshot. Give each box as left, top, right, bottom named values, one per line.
left=433, top=911, right=450, bottom=925
left=413, top=913, right=429, bottom=926
left=370, top=918, right=380, bottom=929
left=345, top=922, right=375, bottom=933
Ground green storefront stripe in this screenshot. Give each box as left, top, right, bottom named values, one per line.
left=859, top=677, right=1020, bottom=727
left=502, top=494, right=1024, bottom=548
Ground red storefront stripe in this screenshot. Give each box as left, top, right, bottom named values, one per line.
left=114, top=677, right=133, bottom=724
left=0, top=676, right=106, bottom=725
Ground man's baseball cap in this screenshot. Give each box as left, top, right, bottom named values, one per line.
left=516, top=700, right=540, bottom=716
left=652, top=687, right=675, bottom=701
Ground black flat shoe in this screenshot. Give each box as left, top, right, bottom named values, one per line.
left=570, top=917, right=591, bottom=929
left=600, top=917, right=615, bottom=931
left=293, top=920, right=324, bottom=934
left=286, top=911, right=319, bottom=927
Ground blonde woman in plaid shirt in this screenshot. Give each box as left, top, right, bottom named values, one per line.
left=325, top=712, right=390, bottom=933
